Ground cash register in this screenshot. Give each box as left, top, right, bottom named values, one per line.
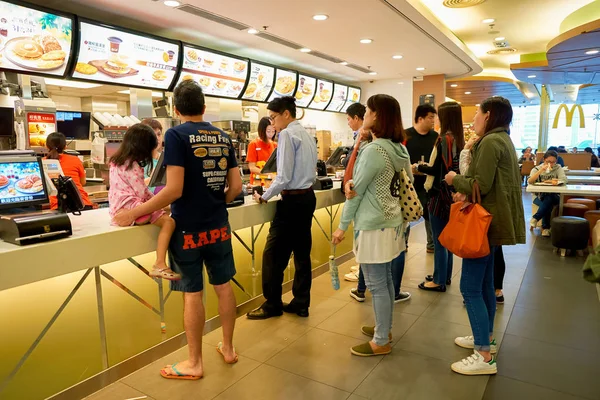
left=0, top=154, right=72, bottom=245
left=260, top=149, right=332, bottom=191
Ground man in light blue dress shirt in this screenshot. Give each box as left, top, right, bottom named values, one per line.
left=247, top=96, right=318, bottom=320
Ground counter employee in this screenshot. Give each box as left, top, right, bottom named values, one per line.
left=45, top=132, right=93, bottom=210
left=246, top=116, right=277, bottom=184
left=247, top=96, right=318, bottom=320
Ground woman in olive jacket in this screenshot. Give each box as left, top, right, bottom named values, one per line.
left=444, top=96, right=525, bottom=376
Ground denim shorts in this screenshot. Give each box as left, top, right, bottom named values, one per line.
left=168, top=224, right=236, bottom=293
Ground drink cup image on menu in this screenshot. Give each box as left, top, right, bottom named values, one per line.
left=107, top=36, right=122, bottom=53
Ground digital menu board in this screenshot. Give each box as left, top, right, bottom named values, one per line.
left=0, top=1, right=74, bottom=77
left=294, top=74, right=317, bottom=108
left=341, top=87, right=361, bottom=113
left=72, top=21, right=179, bottom=90
left=178, top=45, right=248, bottom=98
left=242, top=61, right=275, bottom=102
left=326, top=83, right=349, bottom=112
left=308, top=79, right=333, bottom=110
left=268, top=68, right=297, bottom=101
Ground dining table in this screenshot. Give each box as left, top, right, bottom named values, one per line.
left=526, top=183, right=600, bottom=214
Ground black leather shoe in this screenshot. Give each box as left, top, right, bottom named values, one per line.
left=425, top=275, right=451, bottom=285
left=247, top=306, right=283, bottom=320
left=418, top=282, right=446, bottom=292
left=283, top=302, right=309, bottom=318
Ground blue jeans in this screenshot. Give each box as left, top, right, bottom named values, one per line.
left=358, top=251, right=405, bottom=295
left=361, top=261, right=394, bottom=346
left=430, top=214, right=453, bottom=285
left=460, top=246, right=496, bottom=352
left=533, top=194, right=559, bottom=229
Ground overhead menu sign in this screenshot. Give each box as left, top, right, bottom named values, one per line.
left=0, top=1, right=74, bottom=77
left=242, top=61, right=275, bottom=102
left=341, top=87, right=361, bottom=113
left=294, top=74, right=316, bottom=108
left=326, top=83, right=349, bottom=112
left=267, top=68, right=297, bottom=102
left=178, top=45, right=248, bottom=98
left=308, top=79, right=333, bottom=110
left=72, top=21, right=180, bottom=90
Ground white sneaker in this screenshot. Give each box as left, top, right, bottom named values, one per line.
left=451, top=351, right=497, bottom=376
left=530, top=217, right=538, bottom=230
left=454, top=335, right=497, bottom=354
left=542, top=229, right=551, bottom=237
left=344, top=271, right=359, bottom=282
left=350, top=265, right=359, bottom=272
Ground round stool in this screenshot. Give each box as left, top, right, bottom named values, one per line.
left=566, top=198, right=596, bottom=211
left=584, top=211, right=600, bottom=244
left=551, top=216, right=590, bottom=257
left=563, top=203, right=589, bottom=218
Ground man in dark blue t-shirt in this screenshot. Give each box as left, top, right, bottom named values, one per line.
left=114, top=80, right=242, bottom=377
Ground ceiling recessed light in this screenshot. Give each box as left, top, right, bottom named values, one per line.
left=313, top=14, right=328, bottom=21
left=465, top=91, right=472, bottom=94
left=247, top=28, right=259, bottom=34
left=368, top=71, right=377, bottom=75
left=494, top=37, right=505, bottom=41
left=163, top=0, right=180, bottom=6
left=398, top=82, right=404, bottom=85
left=360, top=39, right=373, bottom=44
left=482, top=18, right=495, bottom=23
left=392, top=55, right=403, bottom=59
left=339, top=61, right=348, bottom=65
left=416, top=67, right=425, bottom=71
left=585, top=50, right=599, bottom=55
left=300, top=48, right=311, bottom=53
left=528, top=74, right=537, bottom=78
left=450, top=84, right=458, bottom=87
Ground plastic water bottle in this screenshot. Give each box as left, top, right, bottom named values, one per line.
left=329, top=255, right=340, bottom=290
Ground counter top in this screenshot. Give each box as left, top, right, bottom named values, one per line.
left=0, top=185, right=345, bottom=292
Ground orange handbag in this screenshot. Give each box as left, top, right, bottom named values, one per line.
left=439, top=182, right=493, bottom=259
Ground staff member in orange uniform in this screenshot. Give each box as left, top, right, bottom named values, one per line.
left=45, top=132, right=93, bottom=210
left=246, top=116, right=277, bottom=184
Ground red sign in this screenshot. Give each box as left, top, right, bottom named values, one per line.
left=27, top=113, right=56, bottom=124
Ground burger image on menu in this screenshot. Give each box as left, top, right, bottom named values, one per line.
left=102, top=55, right=133, bottom=76
left=203, top=58, right=214, bottom=68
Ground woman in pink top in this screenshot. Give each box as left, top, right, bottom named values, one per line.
left=109, top=124, right=179, bottom=281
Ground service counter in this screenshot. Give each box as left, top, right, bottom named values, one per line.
left=0, top=184, right=352, bottom=400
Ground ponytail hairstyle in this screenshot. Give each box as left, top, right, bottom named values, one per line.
left=46, top=132, right=66, bottom=160
left=110, top=123, right=157, bottom=172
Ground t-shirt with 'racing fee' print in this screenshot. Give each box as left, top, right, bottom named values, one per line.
left=163, top=121, right=238, bottom=231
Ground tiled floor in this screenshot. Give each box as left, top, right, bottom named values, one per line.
left=86, top=193, right=600, bottom=400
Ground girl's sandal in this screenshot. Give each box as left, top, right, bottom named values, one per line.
left=150, top=267, right=182, bottom=281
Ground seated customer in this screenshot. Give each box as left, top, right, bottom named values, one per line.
left=519, top=147, right=534, bottom=163
left=528, top=150, right=567, bottom=237
left=45, top=132, right=93, bottom=210
left=584, top=147, right=600, bottom=168
left=546, top=146, right=564, bottom=167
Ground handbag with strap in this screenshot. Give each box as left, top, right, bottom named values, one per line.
left=390, top=169, right=423, bottom=222
left=438, top=181, right=492, bottom=258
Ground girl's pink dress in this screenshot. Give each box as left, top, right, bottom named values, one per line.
left=109, top=161, right=165, bottom=225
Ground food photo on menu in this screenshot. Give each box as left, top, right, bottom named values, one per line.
left=0, top=161, right=46, bottom=206
left=72, top=22, right=178, bottom=89
left=309, top=80, right=333, bottom=109
left=0, top=1, right=73, bottom=76
left=179, top=46, right=248, bottom=98
left=327, top=84, right=348, bottom=111
left=268, top=69, right=297, bottom=101
left=294, top=75, right=316, bottom=107
left=243, top=62, right=275, bottom=102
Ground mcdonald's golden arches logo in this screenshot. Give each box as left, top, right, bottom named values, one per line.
left=552, top=104, right=585, bottom=129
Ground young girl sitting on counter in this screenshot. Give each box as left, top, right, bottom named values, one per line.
left=108, top=123, right=179, bottom=281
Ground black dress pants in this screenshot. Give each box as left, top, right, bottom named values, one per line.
left=262, top=191, right=317, bottom=311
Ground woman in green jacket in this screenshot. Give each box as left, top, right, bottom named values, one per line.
left=444, top=96, right=525, bottom=376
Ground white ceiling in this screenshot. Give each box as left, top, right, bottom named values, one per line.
left=418, top=0, right=596, bottom=79
left=27, top=0, right=482, bottom=84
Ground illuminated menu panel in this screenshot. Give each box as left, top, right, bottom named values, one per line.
left=0, top=1, right=73, bottom=77
left=326, top=83, right=349, bottom=112
left=72, top=21, right=179, bottom=90
left=242, top=61, right=275, bottom=102
left=340, top=87, right=361, bottom=113
left=294, top=74, right=316, bottom=108
left=178, top=45, right=248, bottom=98
left=308, top=79, right=333, bottom=110
left=267, top=68, right=297, bottom=102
